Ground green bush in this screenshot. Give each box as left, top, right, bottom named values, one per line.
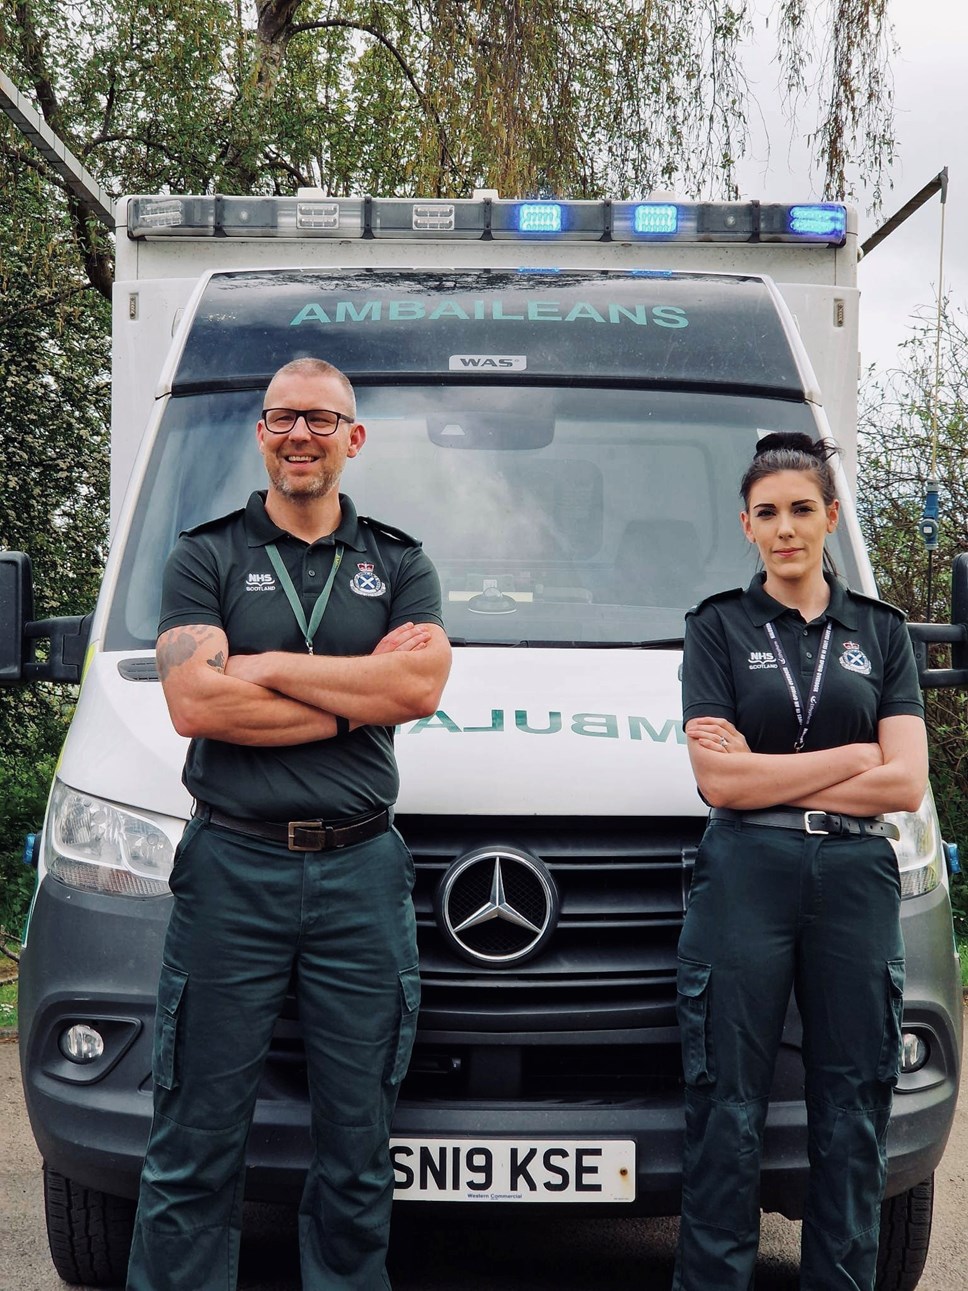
left=0, top=743, right=58, bottom=936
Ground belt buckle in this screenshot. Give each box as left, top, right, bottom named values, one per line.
left=804, top=810, right=830, bottom=835
left=288, top=819, right=324, bottom=852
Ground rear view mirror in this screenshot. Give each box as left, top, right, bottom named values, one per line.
left=428, top=402, right=555, bottom=450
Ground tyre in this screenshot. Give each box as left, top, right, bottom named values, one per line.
left=875, top=1174, right=934, bottom=1291
left=43, top=1164, right=136, bottom=1288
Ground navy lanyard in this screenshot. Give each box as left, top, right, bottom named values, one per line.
left=264, top=542, right=343, bottom=654
left=763, top=619, right=833, bottom=752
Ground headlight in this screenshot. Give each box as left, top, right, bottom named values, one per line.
left=890, top=791, right=945, bottom=900
left=44, top=779, right=177, bottom=896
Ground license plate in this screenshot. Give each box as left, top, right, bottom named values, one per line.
left=390, top=1138, right=635, bottom=1202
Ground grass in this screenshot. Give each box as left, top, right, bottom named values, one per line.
left=958, top=935, right=968, bottom=991
left=0, top=978, right=17, bottom=1031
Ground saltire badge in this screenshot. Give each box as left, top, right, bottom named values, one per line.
left=839, top=640, right=872, bottom=675
left=350, top=562, right=386, bottom=597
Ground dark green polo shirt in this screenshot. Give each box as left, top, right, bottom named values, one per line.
left=159, top=491, right=443, bottom=819
left=682, top=572, right=924, bottom=755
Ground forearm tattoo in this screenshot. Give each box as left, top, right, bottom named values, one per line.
left=156, top=626, right=222, bottom=682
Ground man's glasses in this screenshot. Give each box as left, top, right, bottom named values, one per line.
left=261, top=408, right=355, bottom=436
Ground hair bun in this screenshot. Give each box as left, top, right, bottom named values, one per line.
left=755, top=432, right=817, bottom=456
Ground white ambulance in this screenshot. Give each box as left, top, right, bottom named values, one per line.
left=3, top=194, right=965, bottom=1289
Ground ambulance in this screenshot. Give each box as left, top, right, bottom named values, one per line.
left=2, top=193, right=964, bottom=1288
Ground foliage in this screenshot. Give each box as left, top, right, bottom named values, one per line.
left=0, top=136, right=110, bottom=675
left=0, top=751, right=53, bottom=938
left=857, top=307, right=968, bottom=932
left=0, top=980, right=18, bottom=1031
left=0, top=155, right=110, bottom=605
left=1, top=1, right=898, bottom=304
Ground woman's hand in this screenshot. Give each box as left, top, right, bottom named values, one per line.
left=685, top=717, right=750, bottom=755
left=684, top=715, right=890, bottom=811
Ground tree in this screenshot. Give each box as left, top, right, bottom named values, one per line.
left=2, top=0, right=897, bottom=302
left=858, top=307, right=968, bottom=930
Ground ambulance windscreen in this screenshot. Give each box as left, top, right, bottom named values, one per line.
left=105, top=385, right=855, bottom=649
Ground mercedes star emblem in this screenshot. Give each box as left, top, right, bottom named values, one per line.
left=435, top=847, right=559, bottom=965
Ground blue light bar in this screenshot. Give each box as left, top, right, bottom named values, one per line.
left=787, top=205, right=847, bottom=239
left=517, top=203, right=563, bottom=233
left=633, top=204, right=679, bottom=235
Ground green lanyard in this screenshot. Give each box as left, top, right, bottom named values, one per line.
left=264, top=542, right=343, bottom=654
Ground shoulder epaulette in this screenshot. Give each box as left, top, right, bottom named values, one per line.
left=845, top=588, right=908, bottom=620
left=180, top=508, right=245, bottom=538
left=687, top=587, right=744, bottom=617
left=358, top=516, right=423, bottom=548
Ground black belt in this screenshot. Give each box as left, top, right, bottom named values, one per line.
left=200, top=805, right=391, bottom=852
left=709, top=807, right=900, bottom=841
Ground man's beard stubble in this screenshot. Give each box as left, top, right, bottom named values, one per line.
left=266, top=458, right=343, bottom=502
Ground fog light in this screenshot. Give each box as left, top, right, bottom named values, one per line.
left=900, top=1032, right=928, bottom=1073
left=59, top=1024, right=105, bottom=1063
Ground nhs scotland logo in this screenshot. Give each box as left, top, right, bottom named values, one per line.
left=747, top=649, right=777, bottom=671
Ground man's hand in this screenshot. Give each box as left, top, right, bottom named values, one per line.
left=226, top=621, right=432, bottom=687
left=371, top=622, right=433, bottom=655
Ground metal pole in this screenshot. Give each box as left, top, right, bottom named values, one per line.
left=0, top=67, right=115, bottom=229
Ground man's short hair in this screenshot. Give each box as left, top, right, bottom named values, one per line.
left=267, top=358, right=356, bottom=417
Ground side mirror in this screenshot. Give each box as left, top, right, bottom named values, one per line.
left=0, top=552, right=34, bottom=683
left=907, top=551, right=968, bottom=689
left=0, top=552, right=93, bottom=686
left=951, top=551, right=968, bottom=673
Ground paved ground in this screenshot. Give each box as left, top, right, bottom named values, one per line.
left=2, top=1017, right=966, bottom=1290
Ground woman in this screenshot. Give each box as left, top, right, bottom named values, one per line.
left=674, top=432, right=928, bottom=1290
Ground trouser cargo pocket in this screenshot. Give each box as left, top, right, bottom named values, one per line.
left=387, top=964, right=421, bottom=1087
left=153, top=963, right=188, bottom=1091
left=876, top=957, right=906, bottom=1085
left=677, top=957, right=714, bottom=1086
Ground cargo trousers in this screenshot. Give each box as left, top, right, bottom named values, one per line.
left=672, top=818, right=905, bottom=1291
left=127, top=815, right=420, bottom=1291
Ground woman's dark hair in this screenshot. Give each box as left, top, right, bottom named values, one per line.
left=739, top=432, right=840, bottom=509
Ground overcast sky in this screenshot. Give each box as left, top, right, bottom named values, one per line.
left=734, top=0, right=965, bottom=376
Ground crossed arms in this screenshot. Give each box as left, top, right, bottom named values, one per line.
left=685, top=714, right=928, bottom=816
left=156, top=621, right=452, bottom=746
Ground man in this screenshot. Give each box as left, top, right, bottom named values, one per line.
left=127, top=357, right=451, bottom=1290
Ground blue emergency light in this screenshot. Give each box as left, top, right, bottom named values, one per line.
left=516, top=203, right=563, bottom=234
left=633, top=204, right=679, bottom=235
left=787, top=205, right=847, bottom=239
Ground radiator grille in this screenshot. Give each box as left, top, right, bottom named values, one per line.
left=266, top=815, right=703, bottom=1102
left=402, top=814, right=701, bottom=1032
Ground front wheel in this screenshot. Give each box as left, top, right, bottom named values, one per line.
left=875, top=1174, right=934, bottom=1291
left=44, top=1164, right=136, bottom=1288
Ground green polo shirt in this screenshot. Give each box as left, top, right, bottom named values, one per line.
left=159, top=491, right=444, bottom=819
left=681, top=572, right=924, bottom=755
